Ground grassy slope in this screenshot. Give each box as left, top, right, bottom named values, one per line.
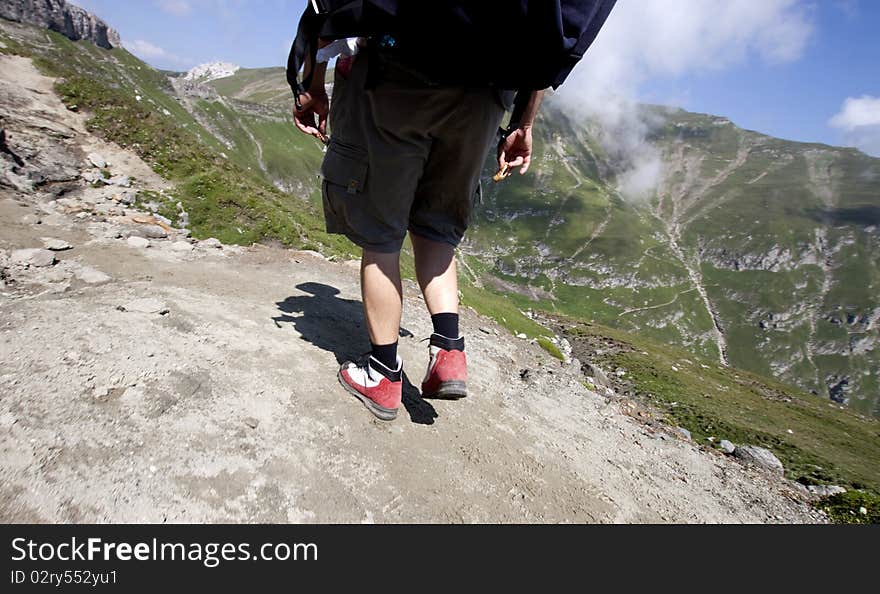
left=656, top=111, right=880, bottom=416
left=562, top=318, right=880, bottom=522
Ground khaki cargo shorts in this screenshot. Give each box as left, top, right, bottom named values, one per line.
left=320, top=51, right=506, bottom=253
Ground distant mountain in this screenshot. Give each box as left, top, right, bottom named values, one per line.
left=183, top=61, right=240, bottom=84
left=0, top=0, right=120, bottom=49
left=466, top=100, right=880, bottom=416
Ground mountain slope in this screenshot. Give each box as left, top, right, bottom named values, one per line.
left=464, top=100, right=880, bottom=417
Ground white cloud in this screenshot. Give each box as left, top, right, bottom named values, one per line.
left=829, top=95, right=880, bottom=156
left=125, top=39, right=189, bottom=67
left=157, top=0, right=192, bottom=17
left=830, top=96, right=880, bottom=130
left=556, top=0, right=815, bottom=199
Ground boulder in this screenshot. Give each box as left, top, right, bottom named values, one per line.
left=199, top=237, right=223, bottom=249
left=733, top=445, right=784, bottom=476
left=11, top=248, right=55, bottom=268
left=126, top=236, right=150, bottom=249
left=673, top=427, right=692, bottom=441
left=43, top=238, right=72, bottom=251
left=719, top=439, right=736, bottom=454
left=87, top=153, right=106, bottom=168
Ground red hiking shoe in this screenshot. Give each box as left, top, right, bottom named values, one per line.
left=338, top=355, right=402, bottom=421
left=421, top=334, right=467, bottom=399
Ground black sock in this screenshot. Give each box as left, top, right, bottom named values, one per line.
left=431, top=312, right=459, bottom=339
left=370, top=341, right=398, bottom=370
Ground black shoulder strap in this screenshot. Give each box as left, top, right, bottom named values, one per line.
left=286, top=6, right=323, bottom=109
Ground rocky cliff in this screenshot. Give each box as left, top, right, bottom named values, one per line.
left=0, top=0, right=120, bottom=49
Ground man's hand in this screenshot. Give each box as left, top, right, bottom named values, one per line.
left=292, top=90, right=329, bottom=143
left=498, top=125, right=533, bottom=175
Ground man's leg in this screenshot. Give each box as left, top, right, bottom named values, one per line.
left=361, top=248, right=402, bottom=367
left=335, top=247, right=404, bottom=422
left=411, top=233, right=467, bottom=398
left=411, top=233, right=457, bottom=317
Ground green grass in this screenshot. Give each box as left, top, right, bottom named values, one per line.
left=537, top=336, right=565, bottom=360
left=817, top=490, right=880, bottom=524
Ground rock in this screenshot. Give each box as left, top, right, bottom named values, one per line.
left=585, top=362, right=612, bottom=388
left=81, top=170, right=105, bottom=183
left=199, top=237, right=222, bottom=249
left=733, top=445, right=785, bottom=476
left=859, top=507, right=868, bottom=515
left=119, top=298, right=168, bottom=314
left=673, top=427, right=692, bottom=441
left=86, top=152, right=106, bottom=168
left=807, top=485, right=846, bottom=498
left=719, top=439, right=736, bottom=454
left=516, top=333, right=528, bottom=339
left=136, top=225, right=167, bottom=239
left=243, top=417, right=259, bottom=429
left=170, top=240, right=193, bottom=252
left=117, top=191, right=136, bottom=205
left=108, top=175, right=131, bottom=187
left=42, top=238, right=72, bottom=251
left=0, top=1, right=121, bottom=49
left=126, top=236, right=150, bottom=249
left=11, top=248, right=55, bottom=268
left=74, top=265, right=110, bottom=284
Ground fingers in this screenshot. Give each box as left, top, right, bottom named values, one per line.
left=497, top=147, right=507, bottom=170
left=318, top=113, right=328, bottom=142
left=506, top=156, right=525, bottom=168
left=520, top=155, right=531, bottom=174
left=293, top=110, right=326, bottom=142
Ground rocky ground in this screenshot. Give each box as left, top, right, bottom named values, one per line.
left=0, top=53, right=826, bottom=523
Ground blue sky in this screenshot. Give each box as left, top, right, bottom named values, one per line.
left=74, top=0, right=880, bottom=155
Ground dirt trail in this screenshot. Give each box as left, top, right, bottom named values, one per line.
left=0, top=54, right=821, bottom=523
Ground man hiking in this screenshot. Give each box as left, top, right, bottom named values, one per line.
left=289, top=1, right=615, bottom=421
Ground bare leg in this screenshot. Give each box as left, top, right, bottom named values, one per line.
left=360, top=248, right=402, bottom=345
left=411, top=233, right=458, bottom=315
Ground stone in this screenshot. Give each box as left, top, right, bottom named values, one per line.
left=108, top=175, right=131, bottom=187
left=199, top=237, right=223, bottom=249
left=136, top=225, right=167, bottom=239
left=719, top=439, right=736, bottom=454
left=43, top=238, right=72, bottom=251
left=87, top=152, right=106, bottom=168
left=585, top=362, right=612, bottom=388
left=673, top=427, right=692, bottom=441
left=82, top=170, right=105, bottom=183
left=126, top=236, right=150, bottom=249
left=733, top=445, right=785, bottom=476
left=120, top=298, right=168, bottom=314
left=117, top=191, right=136, bottom=205
left=516, top=333, right=528, bottom=339
left=807, top=485, right=847, bottom=498
left=74, top=265, right=110, bottom=284
left=11, top=248, right=55, bottom=267
left=170, top=240, right=193, bottom=252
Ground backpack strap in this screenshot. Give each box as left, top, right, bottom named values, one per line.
left=286, top=7, right=324, bottom=110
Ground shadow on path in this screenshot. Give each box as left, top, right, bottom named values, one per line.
left=273, top=281, right=438, bottom=424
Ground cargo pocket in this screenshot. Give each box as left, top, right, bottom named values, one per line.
left=320, top=139, right=369, bottom=234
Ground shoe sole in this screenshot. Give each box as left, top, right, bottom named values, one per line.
left=422, top=380, right=467, bottom=400
left=337, top=369, right=398, bottom=421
